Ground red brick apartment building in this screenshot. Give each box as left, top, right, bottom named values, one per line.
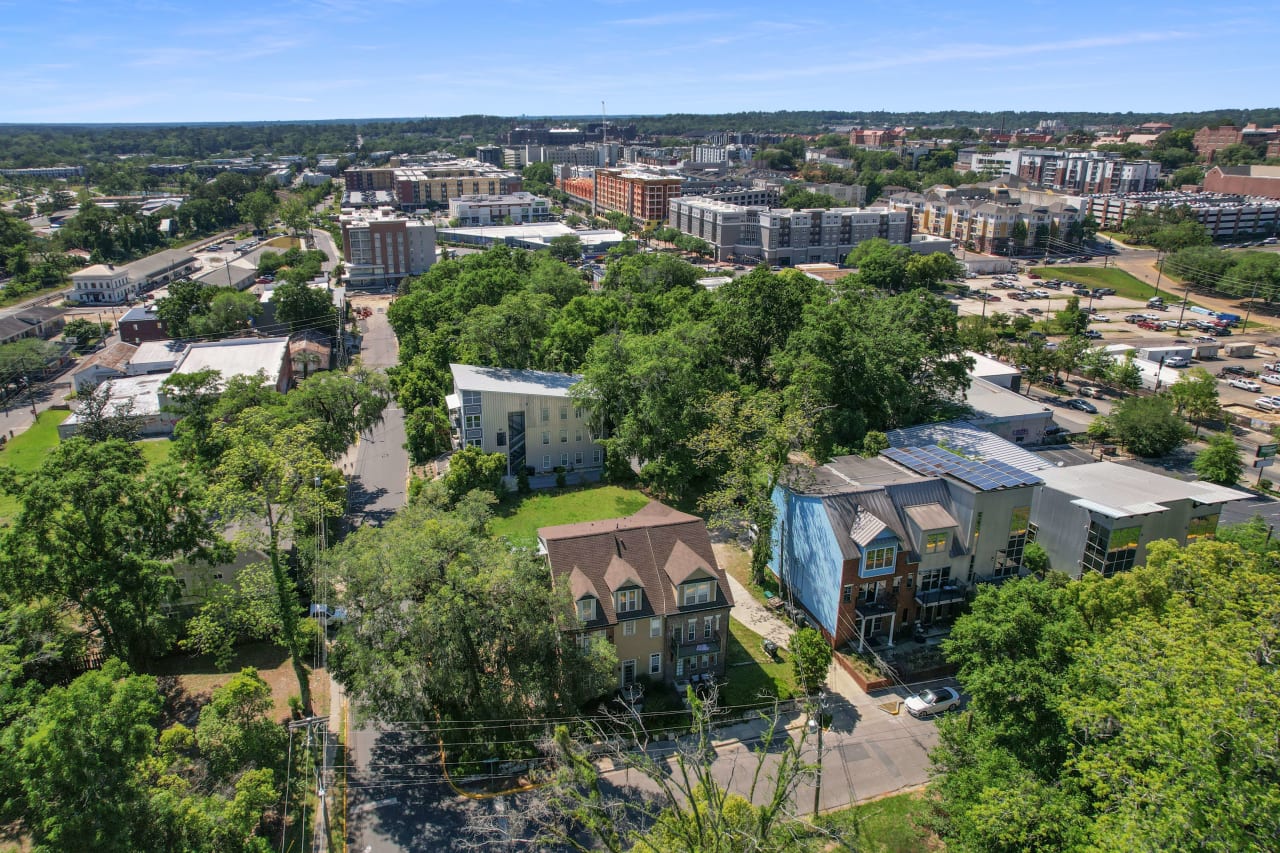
left=594, top=169, right=682, bottom=223
left=1194, top=124, right=1280, bottom=163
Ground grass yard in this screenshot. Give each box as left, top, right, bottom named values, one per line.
left=714, top=542, right=780, bottom=609
left=722, top=617, right=797, bottom=708
left=138, top=437, right=173, bottom=467
left=811, top=790, right=941, bottom=853
left=1029, top=265, right=1159, bottom=301
left=489, top=484, right=650, bottom=547
left=0, top=409, right=70, bottom=521
left=150, top=641, right=329, bottom=724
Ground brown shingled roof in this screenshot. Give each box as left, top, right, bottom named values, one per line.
left=71, top=341, right=138, bottom=377
left=539, top=500, right=734, bottom=626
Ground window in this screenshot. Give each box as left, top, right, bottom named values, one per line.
left=682, top=580, right=713, bottom=606
left=1004, top=506, right=1032, bottom=564
left=560, top=429, right=568, bottom=443
left=650, top=617, right=662, bottom=638
left=616, top=588, right=641, bottom=613
left=1082, top=522, right=1141, bottom=577
left=842, top=584, right=854, bottom=604
left=540, top=406, right=550, bottom=423
left=919, top=567, right=951, bottom=592
left=864, top=545, right=895, bottom=571
left=575, top=451, right=583, bottom=465
left=577, top=598, right=596, bottom=621
left=858, top=584, right=878, bottom=604
left=495, top=430, right=506, bottom=447
left=561, top=453, right=569, bottom=467
left=542, top=454, right=551, bottom=470
left=703, top=617, right=713, bottom=638
left=575, top=407, right=583, bottom=419
left=925, top=532, right=949, bottom=554
left=593, top=450, right=601, bottom=464
left=464, top=414, right=481, bottom=430
left=622, top=620, right=636, bottom=636
left=560, top=405, right=568, bottom=420
left=466, top=439, right=481, bottom=448
left=649, top=653, right=662, bottom=675
left=542, top=431, right=550, bottom=445
left=1187, top=513, right=1219, bottom=543
left=575, top=429, right=583, bottom=443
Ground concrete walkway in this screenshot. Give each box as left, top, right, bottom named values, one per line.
left=724, top=573, right=794, bottom=650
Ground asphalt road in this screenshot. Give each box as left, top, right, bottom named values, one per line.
left=344, top=296, right=408, bottom=528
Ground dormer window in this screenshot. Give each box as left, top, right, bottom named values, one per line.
left=924, top=532, right=949, bottom=554
left=865, top=546, right=895, bottom=571
left=577, top=598, right=596, bottom=622
left=682, top=580, right=714, bottom=606
left=616, top=588, right=641, bottom=613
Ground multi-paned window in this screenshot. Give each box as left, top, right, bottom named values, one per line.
left=858, top=584, right=878, bottom=604
left=919, top=567, right=951, bottom=592
left=464, top=414, right=481, bottom=430
left=650, top=617, right=662, bottom=638
left=540, top=406, right=550, bottom=423
left=1005, top=506, right=1032, bottom=564
left=682, top=580, right=713, bottom=606
left=576, top=598, right=596, bottom=621
left=864, top=545, right=895, bottom=571
left=1082, top=522, right=1141, bottom=577
left=842, top=583, right=854, bottom=604
left=622, top=620, right=636, bottom=636
left=559, top=429, right=568, bottom=443
left=542, top=431, right=550, bottom=445
left=616, top=588, right=641, bottom=613
left=925, top=532, right=949, bottom=554
left=649, top=653, right=661, bottom=675
left=560, top=405, right=568, bottom=420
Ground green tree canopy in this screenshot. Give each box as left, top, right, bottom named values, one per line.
left=1107, top=395, right=1191, bottom=457
left=1192, top=431, right=1243, bottom=485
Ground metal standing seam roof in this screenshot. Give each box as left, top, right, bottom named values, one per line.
left=886, top=419, right=1054, bottom=475
left=450, top=363, right=582, bottom=398
left=1040, top=462, right=1250, bottom=517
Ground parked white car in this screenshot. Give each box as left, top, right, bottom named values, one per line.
left=1163, top=356, right=1189, bottom=367
left=1228, top=378, right=1263, bottom=392
left=1262, top=374, right=1280, bottom=386
left=904, top=686, right=962, bottom=718
left=1258, top=399, right=1280, bottom=413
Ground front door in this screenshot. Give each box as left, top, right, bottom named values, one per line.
left=620, top=659, right=636, bottom=686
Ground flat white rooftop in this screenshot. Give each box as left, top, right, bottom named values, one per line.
left=173, top=337, right=289, bottom=387
left=450, top=363, right=581, bottom=398
left=1038, top=462, right=1249, bottom=517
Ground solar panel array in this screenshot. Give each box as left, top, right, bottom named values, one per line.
left=883, top=444, right=1042, bottom=491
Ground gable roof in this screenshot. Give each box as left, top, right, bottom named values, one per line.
left=539, top=501, right=733, bottom=625
left=72, top=341, right=138, bottom=377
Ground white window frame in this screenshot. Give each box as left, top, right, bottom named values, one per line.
left=924, top=531, right=948, bottom=554
left=865, top=545, right=895, bottom=570
left=650, top=617, right=662, bottom=638
left=649, top=653, right=662, bottom=676
left=576, top=598, right=596, bottom=621
left=616, top=588, right=641, bottom=614
left=622, top=620, right=636, bottom=636
left=542, top=454, right=551, bottom=470
left=682, top=580, right=713, bottom=606
left=464, top=413, right=481, bottom=430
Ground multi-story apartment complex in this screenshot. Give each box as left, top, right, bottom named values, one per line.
left=339, top=208, right=436, bottom=288
left=887, top=185, right=1082, bottom=255
left=770, top=434, right=1046, bottom=650
left=668, top=197, right=911, bottom=265
left=1082, top=191, right=1280, bottom=239
left=447, top=192, right=552, bottom=225
left=539, top=501, right=735, bottom=689
left=957, top=148, right=1160, bottom=194
left=502, top=144, right=616, bottom=169
left=593, top=168, right=683, bottom=222
left=446, top=363, right=604, bottom=483
left=1193, top=124, right=1280, bottom=163
left=341, top=161, right=522, bottom=210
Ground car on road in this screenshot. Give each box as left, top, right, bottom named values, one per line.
left=1078, top=386, right=1104, bottom=397
left=1065, top=398, right=1098, bottom=413
left=1228, top=378, right=1263, bottom=392
left=905, top=686, right=961, bottom=718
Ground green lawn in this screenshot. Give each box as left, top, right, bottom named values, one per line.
left=810, top=791, right=938, bottom=853
left=489, top=484, right=650, bottom=547
left=1028, top=265, right=1158, bottom=301
left=0, top=410, right=70, bottom=521
left=722, top=617, right=797, bottom=708
left=138, top=437, right=173, bottom=467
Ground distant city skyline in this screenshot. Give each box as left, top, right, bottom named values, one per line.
left=0, top=0, right=1276, bottom=124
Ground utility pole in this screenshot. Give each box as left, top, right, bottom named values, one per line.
left=811, top=690, right=825, bottom=819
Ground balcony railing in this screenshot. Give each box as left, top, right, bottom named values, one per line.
left=915, top=583, right=967, bottom=607
left=671, top=630, right=721, bottom=657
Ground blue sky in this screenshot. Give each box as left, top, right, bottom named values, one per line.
left=0, top=0, right=1276, bottom=123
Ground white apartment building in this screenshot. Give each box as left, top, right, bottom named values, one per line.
left=69, top=249, right=197, bottom=305
left=339, top=207, right=436, bottom=288
left=448, top=192, right=552, bottom=226
left=446, top=363, right=604, bottom=486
